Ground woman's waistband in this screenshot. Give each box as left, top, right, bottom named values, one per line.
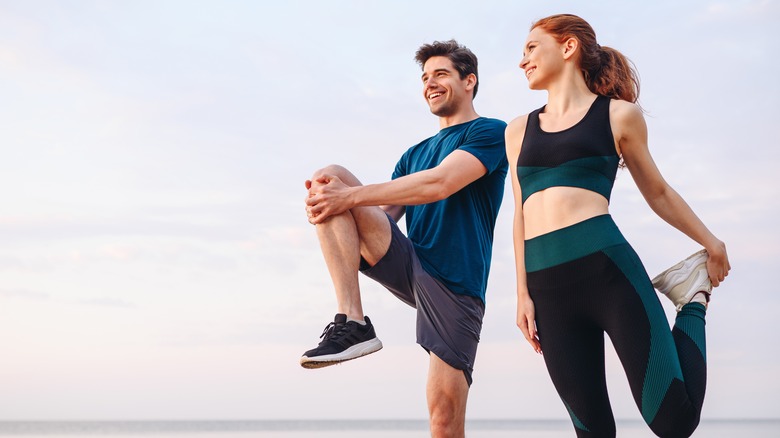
left=524, top=214, right=627, bottom=272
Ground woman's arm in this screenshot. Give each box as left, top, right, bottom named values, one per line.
left=612, top=100, right=731, bottom=285
left=506, top=115, right=542, bottom=353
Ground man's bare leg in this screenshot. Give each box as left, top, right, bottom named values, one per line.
left=314, top=211, right=365, bottom=320
left=309, top=165, right=393, bottom=319
left=300, top=165, right=393, bottom=368
left=427, top=352, right=469, bottom=438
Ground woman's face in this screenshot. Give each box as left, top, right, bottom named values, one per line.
left=520, top=27, right=565, bottom=90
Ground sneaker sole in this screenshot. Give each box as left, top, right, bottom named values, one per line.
left=668, top=269, right=710, bottom=310
left=299, top=338, right=383, bottom=369
left=652, top=250, right=712, bottom=310
left=651, top=249, right=708, bottom=291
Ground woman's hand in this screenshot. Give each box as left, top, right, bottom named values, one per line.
left=517, top=293, right=541, bottom=354
left=706, top=240, right=731, bottom=287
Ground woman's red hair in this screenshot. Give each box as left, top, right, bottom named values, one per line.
left=532, top=14, right=640, bottom=103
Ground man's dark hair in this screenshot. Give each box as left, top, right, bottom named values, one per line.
left=415, top=39, right=479, bottom=99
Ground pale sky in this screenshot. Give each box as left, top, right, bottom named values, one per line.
left=1, top=0, right=778, bottom=423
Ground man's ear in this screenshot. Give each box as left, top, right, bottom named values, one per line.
left=464, top=73, right=477, bottom=94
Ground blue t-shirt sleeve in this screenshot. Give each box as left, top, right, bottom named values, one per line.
left=392, top=149, right=410, bottom=180
left=458, top=118, right=507, bottom=174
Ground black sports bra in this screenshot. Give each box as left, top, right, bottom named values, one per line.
left=517, top=95, right=619, bottom=204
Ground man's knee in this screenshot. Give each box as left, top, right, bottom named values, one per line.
left=429, top=393, right=465, bottom=438
left=312, top=164, right=345, bottom=179
left=429, top=393, right=462, bottom=419
left=311, top=164, right=361, bottom=187
left=427, top=355, right=468, bottom=437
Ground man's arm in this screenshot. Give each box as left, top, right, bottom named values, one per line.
left=306, top=150, right=486, bottom=224
left=381, top=204, right=406, bottom=223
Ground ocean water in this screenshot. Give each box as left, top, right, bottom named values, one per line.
left=0, top=419, right=778, bottom=437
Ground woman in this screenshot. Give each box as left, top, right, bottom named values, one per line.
left=506, top=14, right=731, bottom=437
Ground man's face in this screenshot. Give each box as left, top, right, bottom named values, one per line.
left=421, top=56, right=473, bottom=117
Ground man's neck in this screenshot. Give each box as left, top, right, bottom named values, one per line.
left=438, top=107, right=480, bottom=130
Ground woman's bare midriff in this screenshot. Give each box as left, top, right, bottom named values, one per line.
left=523, top=187, right=610, bottom=240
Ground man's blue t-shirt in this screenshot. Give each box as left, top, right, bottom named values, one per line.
left=392, top=117, right=507, bottom=303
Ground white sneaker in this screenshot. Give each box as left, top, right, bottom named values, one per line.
left=651, top=249, right=712, bottom=311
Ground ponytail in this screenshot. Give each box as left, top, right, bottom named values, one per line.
left=587, top=46, right=639, bottom=103
left=532, top=14, right=640, bottom=103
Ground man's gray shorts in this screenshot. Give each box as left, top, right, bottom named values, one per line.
left=359, top=216, right=485, bottom=386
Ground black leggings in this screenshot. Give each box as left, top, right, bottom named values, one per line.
left=525, top=215, right=707, bottom=438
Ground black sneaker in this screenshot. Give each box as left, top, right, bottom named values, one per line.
left=299, top=313, right=383, bottom=369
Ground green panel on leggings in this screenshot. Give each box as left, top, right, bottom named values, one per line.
left=563, top=399, right=590, bottom=432
left=675, top=303, right=707, bottom=358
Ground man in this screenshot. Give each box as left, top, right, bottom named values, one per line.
left=301, top=40, right=507, bottom=438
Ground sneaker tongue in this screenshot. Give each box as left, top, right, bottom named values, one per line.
left=334, top=313, right=347, bottom=324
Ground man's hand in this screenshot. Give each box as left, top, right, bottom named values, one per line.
left=304, top=174, right=355, bottom=224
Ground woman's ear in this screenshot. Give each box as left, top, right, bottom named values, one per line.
left=562, top=37, right=579, bottom=60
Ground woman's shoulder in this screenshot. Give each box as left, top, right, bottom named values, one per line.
left=608, top=98, right=643, bottom=121
left=506, top=113, right=530, bottom=136
left=505, top=114, right=530, bottom=154
left=608, top=98, right=647, bottom=139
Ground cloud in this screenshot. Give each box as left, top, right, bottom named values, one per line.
left=700, top=0, right=778, bottom=21
left=0, top=288, right=50, bottom=300
left=74, top=297, right=137, bottom=309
